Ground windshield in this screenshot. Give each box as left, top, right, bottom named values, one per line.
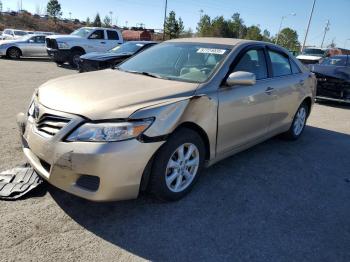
left=302, top=48, right=325, bottom=57
left=110, top=42, right=146, bottom=54
left=321, top=56, right=347, bottom=66
left=18, top=35, right=33, bottom=41
left=14, top=31, right=28, bottom=36
left=118, top=43, right=231, bottom=83
left=71, top=28, right=94, bottom=37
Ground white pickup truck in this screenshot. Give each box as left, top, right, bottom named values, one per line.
left=46, top=27, right=123, bottom=67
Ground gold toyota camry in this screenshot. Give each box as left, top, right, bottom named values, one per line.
left=17, top=38, right=316, bottom=201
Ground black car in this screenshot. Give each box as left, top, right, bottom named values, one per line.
left=310, top=55, right=350, bottom=103
left=78, top=41, right=158, bottom=73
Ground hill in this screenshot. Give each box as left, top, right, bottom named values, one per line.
left=0, top=12, right=83, bottom=34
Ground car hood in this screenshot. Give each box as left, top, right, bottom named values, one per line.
left=0, top=39, right=23, bottom=45
left=296, top=54, right=322, bottom=60
left=80, top=52, right=131, bottom=61
left=46, top=35, right=82, bottom=41
left=310, top=64, right=350, bottom=81
left=38, top=69, right=199, bottom=120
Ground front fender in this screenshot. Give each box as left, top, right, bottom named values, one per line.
left=130, top=94, right=218, bottom=160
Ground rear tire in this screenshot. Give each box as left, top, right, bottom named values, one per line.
left=149, top=128, right=205, bottom=201
left=69, top=50, right=84, bottom=68
left=7, top=47, right=21, bottom=59
left=283, top=102, right=309, bottom=140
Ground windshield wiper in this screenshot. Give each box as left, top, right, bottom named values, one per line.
left=119, top=69, right=168, bottom=79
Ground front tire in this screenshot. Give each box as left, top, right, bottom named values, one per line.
left=149, top=128, right=205, bottom=201
left=283, top=102, right=309, bottom=140
left=69, top=50, right=84, bottom=68
left=7, top=47, right=21, bottom=59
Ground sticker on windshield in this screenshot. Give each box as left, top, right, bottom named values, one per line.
left=197, top=48, right=226, bottom=55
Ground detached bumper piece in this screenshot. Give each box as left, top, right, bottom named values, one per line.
left=0, top=164, right=43, bottom=200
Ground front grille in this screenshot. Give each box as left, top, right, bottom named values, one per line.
left=35, top=114, right=71, bottom=137
left=46, top=38, right=58, bottom=49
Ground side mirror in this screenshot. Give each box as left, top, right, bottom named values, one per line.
left=29, top=39, right=35, bottom=43
left=226, top=71, right=256, bottom=87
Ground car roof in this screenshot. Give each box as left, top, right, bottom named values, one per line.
left=166, top=37, right=256, bottom=47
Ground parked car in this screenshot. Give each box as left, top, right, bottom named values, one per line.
left=297, top=47, right=326, bottom=64
left=0, top=34, right=48, bottom=59
left=78, top=41, right=158, bottom=72
left=17, top=38, right=316, bottom=202
left=1, top=29, right=28, bottom=40
left=45, top=27, right=123, bottom=68
left=310, top=55, right=350, bottom=103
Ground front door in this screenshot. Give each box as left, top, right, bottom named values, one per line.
left=217, top=47, right=275, bottom=154
left=88, top=30, right=107, bottom=52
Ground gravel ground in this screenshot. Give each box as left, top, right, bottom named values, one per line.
left=0, top=58, right=350, bottom=262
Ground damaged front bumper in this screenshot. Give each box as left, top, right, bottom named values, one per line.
left=16, top=110, right=164, bottom=201
left=315, top=73, right=350, bottom=103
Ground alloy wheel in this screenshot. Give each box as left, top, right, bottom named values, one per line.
left=293, top=107, right=306, bottom=136
left=165, top=143, right=200, bottom=193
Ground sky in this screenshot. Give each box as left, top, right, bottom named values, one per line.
left=3, top=0, right=350, bottom=48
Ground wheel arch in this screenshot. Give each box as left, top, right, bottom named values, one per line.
left=70, top=46, right=86, bottom=54
left=302, top=96, right=313, bottom=117
left=139, top=121, right=211, bottom=194
left=6, top=46, right=22, bottom=57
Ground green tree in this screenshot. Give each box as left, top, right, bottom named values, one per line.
left=229, top=13, right=246, bottom=38
left=196, top=14, right=212, bottom=37
left=164, top=11, right=184, bottom=39
left=46, top=0, right=62, bottom=23
left=245, top=25, right=263, bottom=40
left=181, top=27, right=194, bottom=38
left=262, top=29, right=271, bottom=42
left=103, top=15, right=112, bottom=27
left=277, top=27, right=300, bottom=51
left=86, top=17, right=91, bottom=26
left=211, top=16, right=232, bottom=37
left=93, top=13, right=102, bottom=27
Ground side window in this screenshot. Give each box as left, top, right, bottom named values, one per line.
left=89, top=30, right=104, bottom=40
left=107, top=30, right=119, bottom=40
left=268, top=50, right=292, bottom=77
left=290, top=59, right=301, bottom=74
left=34, top=36, right=45, bottom=43
left=233, top=49, right=268, bottom=80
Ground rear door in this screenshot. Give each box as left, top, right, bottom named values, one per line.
left=217, top=46, right=276, bottom=154
left=265, top=47, right=308, bottom=132
left=106, top=30, right=121, bottom=50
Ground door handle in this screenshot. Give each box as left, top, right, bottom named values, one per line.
left=100, top=41, right=106, bottom=44
left=265, top=87, right=274, bottom=94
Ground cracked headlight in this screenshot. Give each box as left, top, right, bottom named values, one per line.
left=66, top=119, right=154, bottom=142
left=57, top=42, right=70, bottom=49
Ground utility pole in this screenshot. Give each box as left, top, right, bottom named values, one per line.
left=69, top=12, right=71, bottom=20
left=320, top=20, right=330, bottom=48
left=109, top=11, right=113, bottom=25
left=301, top=0, right=316, bottom=52
left=275, top=13, right=296, bottom=45
left=163, top=0, right=168, bottom=40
